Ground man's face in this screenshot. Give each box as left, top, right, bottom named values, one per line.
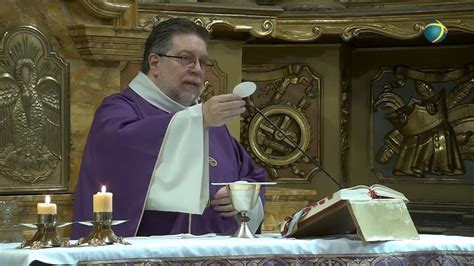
left=148, top=33, right=208, bottom=106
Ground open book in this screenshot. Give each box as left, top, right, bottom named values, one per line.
left=303, top=184, right=408, bottom=220
left=281, top=184, right=418, bottom=241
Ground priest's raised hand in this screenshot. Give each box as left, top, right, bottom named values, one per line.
left=203, top=94, right=246, bottom=127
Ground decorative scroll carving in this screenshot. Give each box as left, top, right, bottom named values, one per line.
left=139, top=15, right=275, bottom=38
left=0, top=25, right=69, bottom=192
left=342, top=23, right=424, bottom=41
left=273, top=24, right=322, bottom=42
left=445, top=19, right=474, bottom=34
left=372, top=65, right=474, bottom=180
left=69, top=2, right=474, bottom=61
left=138, top=16, right=160, bottom=31
left=137, top=10, right=474, bottom=44
left=80, top=0, right=136, bottom=27
left=242, top=64, right=321, bottom=183
left=196, top=17, right=274, bottom=38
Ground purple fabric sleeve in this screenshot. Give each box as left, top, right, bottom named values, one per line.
left=72, top=88, right=267, bottom=238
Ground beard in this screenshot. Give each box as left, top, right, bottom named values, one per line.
left=167, top=83, right=202, bottom=106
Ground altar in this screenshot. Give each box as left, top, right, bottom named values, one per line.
left=1, top=234, right=473, bottom=265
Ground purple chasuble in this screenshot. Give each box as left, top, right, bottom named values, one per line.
left=71, top=88, right=266, bottom=239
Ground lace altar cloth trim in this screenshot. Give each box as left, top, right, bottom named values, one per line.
left=79, top=252, right=474, bottom=266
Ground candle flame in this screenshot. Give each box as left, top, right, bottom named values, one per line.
left=45, top=195, right=51, bottom=204
left=101, top=185, right=106, bottom=193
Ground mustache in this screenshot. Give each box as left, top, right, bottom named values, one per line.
left=183, top=79, right=202, bottom=86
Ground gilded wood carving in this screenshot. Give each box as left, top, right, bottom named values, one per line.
left=242, top=64, right=321, bottom=182
left=373, top=65, right=474, bottom=180
left=68, top=1, right=474, bottom=62
left=0, top=25, right=69, bottom=192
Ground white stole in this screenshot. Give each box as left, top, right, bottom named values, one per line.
left=130, top=72, right=209, bottom=214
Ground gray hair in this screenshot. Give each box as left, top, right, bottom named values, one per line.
left=141, top=18, right=209, bottom=73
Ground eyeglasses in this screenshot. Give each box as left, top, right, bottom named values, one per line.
left=157, top=53, right=214, bottom=70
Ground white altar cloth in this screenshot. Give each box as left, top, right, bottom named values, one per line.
left=0, top=234, right=473, bottom=265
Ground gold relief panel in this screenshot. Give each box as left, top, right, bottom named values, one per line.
left=242, top=64, right=321, bottom=183
left=0, top=25, right=70, bottom=193
left=371, top=64, right=474, bottom=183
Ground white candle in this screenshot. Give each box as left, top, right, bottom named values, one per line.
left=93, top=185, right=113, bottom=212
left=37, top=195, right=57, bottom=215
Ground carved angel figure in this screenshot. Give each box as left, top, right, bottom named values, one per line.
left=0, top=57, right=60, bottom=183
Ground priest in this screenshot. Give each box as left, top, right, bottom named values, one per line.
left=71, top=18, right=266, bottom=238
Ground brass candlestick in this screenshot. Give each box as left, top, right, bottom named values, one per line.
left=18, top=214, right=71, bottom=249
left=75, top=212, right=129, bottom=246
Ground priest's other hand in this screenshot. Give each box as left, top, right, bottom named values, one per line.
left=203, top=94, right=245, bottom=127
left=210, top=186, right=238, bottom=218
